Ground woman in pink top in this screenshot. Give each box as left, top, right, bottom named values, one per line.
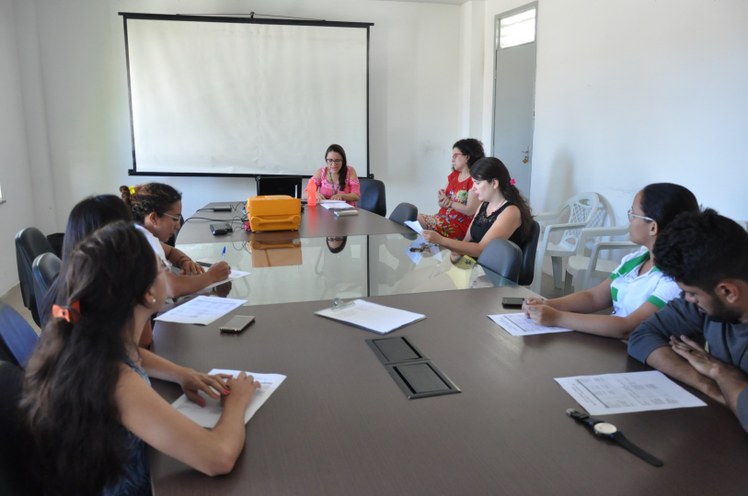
left=311, top=144, right=361, bottom=206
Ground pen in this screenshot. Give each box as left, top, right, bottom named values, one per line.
left=221, top=246, right=227, bottom=259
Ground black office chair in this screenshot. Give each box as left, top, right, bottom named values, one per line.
left=15, top=227, right=54, bottom=326
left=32, top=252, right=61, bottom=327
left=518, top=220, right=541, bottom=286
left=0, top=360, right=43, bottom=496
left=255, top=176, right=303, bottom=198
left=477, top=238, right=522, bottom=284
left=358, top=178, right=387, bottom=216
left=0, top=304, right=40, bottom=368
left=389, top=202, right=418, bottom=226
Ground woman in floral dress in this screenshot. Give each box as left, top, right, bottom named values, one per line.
left=418, top=138, right=485, bottom=240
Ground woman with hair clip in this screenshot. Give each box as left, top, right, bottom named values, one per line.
left=422, top=157, right=533, bottom=262
left=121, top=183, right=231, bottom=298
left=22, top=222, right=260, bottom=496
left=418, top=138, right=485, bottom=240
left=310, top=144, right=361, bottom=206
left=523, top=183, right=699, bottom=339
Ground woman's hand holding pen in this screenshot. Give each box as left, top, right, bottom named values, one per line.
left=207, top=261, right=230, bottom=283
left=421, top=229, right=442, bottom=245
left=523, top=298, right=561, bottom=326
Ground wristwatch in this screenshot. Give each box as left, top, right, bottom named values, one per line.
left=566, top=409, right=664, bottom=467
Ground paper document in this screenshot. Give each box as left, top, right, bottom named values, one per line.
left=155, top=295, right=246, bottom=325
left=315, top=299, right=425, bottom=334
left=404, top=220, right=423, bottom=234
left=555, top=370, right=707, bottom=415
left=172, top=369, right=286, bottom=428
left=489, top=312, right=573, bottom=336
left=202, top=269, right=251, bottom=291
left=320, top=200, right=354, bottom=210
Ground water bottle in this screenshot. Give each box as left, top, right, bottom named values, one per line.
left=306, top=180, right=318, bottom=207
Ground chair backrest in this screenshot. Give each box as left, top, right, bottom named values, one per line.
left=255, top=176, right=303, bottom=198
left=15, top=228, right=54, bottom=326
left=477, top=238, right=522, bottom=283
left=32, top=252, right=62, bottom=327
left=518, top=220, right=540, bottom=286
left=357, top=178, right=387, bottom=216
left=0, top=304, right=39, bottom=367
left=389, top=202, right=418, bottom=226
left=0, top=360, right=43, bottom=496
left=554, top=192, right=602, bottom=250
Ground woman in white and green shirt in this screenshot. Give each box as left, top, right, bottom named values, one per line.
left=522, top=183, right=698, bottom=339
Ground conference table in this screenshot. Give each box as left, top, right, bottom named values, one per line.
left=149, top=203, right=748, bottom=495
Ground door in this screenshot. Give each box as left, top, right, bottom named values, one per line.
left=492, top=5, right=537, bottom=198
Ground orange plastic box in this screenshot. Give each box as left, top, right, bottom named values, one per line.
left=245, top=195, right=302, bottom=232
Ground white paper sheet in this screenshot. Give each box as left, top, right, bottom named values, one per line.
left=172, top=369, right=286, bottom=428
left=320, top=200, right=354, bottom=210
left=488, top=312, right=574, bottom=336
left=315, top=299, right=425, bottom=334
left=155, top=295, right=246, bottom=325
left=404, top=220, right=423, bottom=234
left=555, top=370, right=707, bottom=415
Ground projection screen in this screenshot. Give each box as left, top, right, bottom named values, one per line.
left=121, top=13, right=371, bottom=176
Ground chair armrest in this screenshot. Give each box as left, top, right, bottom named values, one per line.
left=575, top=225, right=631, bottom=256
left=587, top=241, right=638, bottom=272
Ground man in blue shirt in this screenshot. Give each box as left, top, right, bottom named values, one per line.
left=628, top=209, right=748, bottom=432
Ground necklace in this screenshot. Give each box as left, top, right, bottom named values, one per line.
left=487, top=199, right=508, bottom=216
left=328, top=168, right=340, bottom=195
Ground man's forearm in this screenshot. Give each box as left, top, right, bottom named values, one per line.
left=646, top=347, right=725, bottom=404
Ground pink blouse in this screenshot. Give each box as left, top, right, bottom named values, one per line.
left=312, top=166, right=361, bottom=206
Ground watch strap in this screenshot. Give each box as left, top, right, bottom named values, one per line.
left=613, top=432, right=664, bottom=467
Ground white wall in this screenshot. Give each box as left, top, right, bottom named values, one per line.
left=481, top=0, right=748, bottom=222
left=6, top=0, right=748, bottom=295
left=15, top=0, right=460, bottom=223
left=0, top=0, right=36, bottom=295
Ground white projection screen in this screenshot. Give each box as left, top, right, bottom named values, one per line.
left=121, top=13, right=371, bottom=176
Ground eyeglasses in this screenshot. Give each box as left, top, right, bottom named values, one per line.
left=162, top=212, right=181, bottom=222
left=627, top=208, right=654, bottom=222
left=326, top=159, right=343, bottom=165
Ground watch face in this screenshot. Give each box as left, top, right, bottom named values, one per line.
left=593, top=422, right=618, bottom=436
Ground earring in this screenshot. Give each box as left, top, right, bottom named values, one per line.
left=151, top=298, right=157, bottom=304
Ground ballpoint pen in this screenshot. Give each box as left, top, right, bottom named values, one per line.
left=221, top=246, right=227, bottom=259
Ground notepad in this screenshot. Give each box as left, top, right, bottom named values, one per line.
left=315, top=299, right=425, bottom=334
left=172, top=369, right=286, bottom=427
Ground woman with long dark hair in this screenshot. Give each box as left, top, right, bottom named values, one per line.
left=310, top=144, right=361, bottom=206
left=22, top=222, right=259, bottom=495
left=422, top=157, right=533, bottom=261
left=523, top=183, right=699, bottom=339
left=418, top=138, right=485, bottom=240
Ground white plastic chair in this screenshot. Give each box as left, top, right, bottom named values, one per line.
left=531, top=192, right=607, bottom=293
left=564, top=225, right=637, bottom=292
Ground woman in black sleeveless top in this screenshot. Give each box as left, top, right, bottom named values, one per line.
left=423, top=157, right=533, bottom=262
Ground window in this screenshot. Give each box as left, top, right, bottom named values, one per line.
left=499, top=7, right=536, bottom=49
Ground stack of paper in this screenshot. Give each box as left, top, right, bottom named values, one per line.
left=315, top=299, right=425, bottom=334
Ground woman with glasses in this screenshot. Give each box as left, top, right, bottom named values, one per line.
left=310, top=144, right=360, bottom=206
left=418, top=138, right=485, bottom=240
left=121, top=183, right=230, bottom=297
left=523, top=183, right=699, bottom=339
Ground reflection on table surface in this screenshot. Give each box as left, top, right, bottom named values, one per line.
left=178, top=232, right=515, bottom=305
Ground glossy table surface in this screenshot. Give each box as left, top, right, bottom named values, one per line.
left=177, top=231, right=514, bottom=305
left=177, top=201, right=412, bottom=244
left=151, top=287, right=748, bottom=496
